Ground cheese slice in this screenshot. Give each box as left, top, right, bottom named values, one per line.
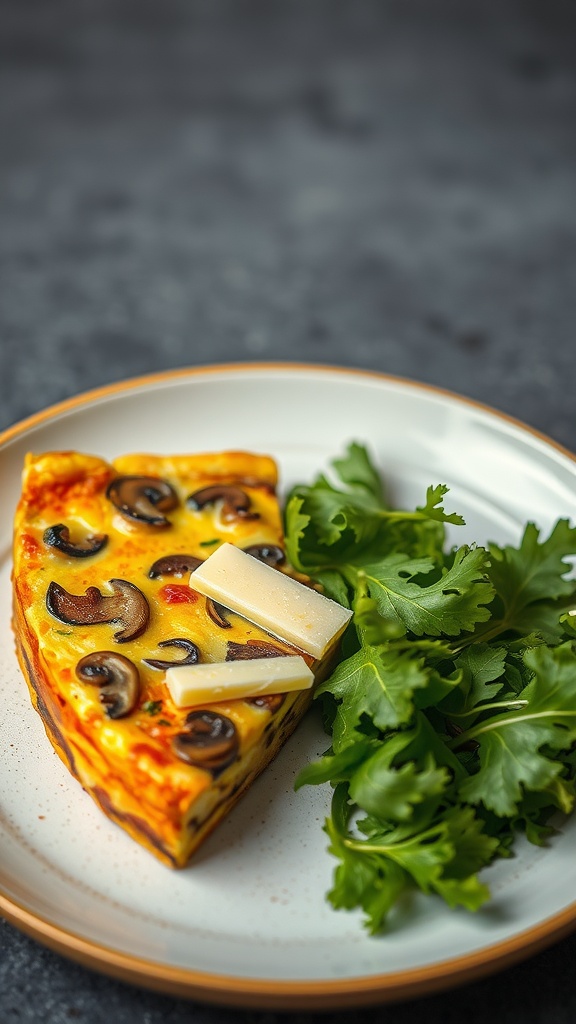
left=189, top=542, right=352, bottom=659
left=166, top=655, right=314, bottom=708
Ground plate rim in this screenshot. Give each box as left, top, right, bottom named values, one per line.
left=2, top=889, right=576, bottom=1010
left=1, top=359, right=575, bottom=466
left=2, top=360, right=576, bottom=1010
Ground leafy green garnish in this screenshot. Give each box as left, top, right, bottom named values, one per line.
left=287, top=442, right=576, bottom=932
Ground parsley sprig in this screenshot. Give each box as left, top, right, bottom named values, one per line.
left=286, top=443, right=576, bottom=933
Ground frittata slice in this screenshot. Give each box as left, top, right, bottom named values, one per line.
left=12, top=450, right=331, bottom=867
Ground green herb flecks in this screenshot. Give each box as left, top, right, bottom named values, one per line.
left=141, top=700, right=163, bottom=716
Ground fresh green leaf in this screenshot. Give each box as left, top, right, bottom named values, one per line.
left=416, top=484, right=466, bottom=526
left=317, top=644, right=432, bottom=739
left=349, top=750, right=450, bottom=822
left=481, top=521, right=576, bottom=643
left=441, top=645, right=507, bottom=716
left=309, top=568, right=352, bottom=607
left=332, top=442, right=385, bottom=501
left=328, top=795, right=495, bottom=929
left=324, top=786, right=408, bottom=932
left=284, top=494, right=311, bottom=572
left=359, top=545, right=494, bottom=636
left=488, top=520, right=576, bottom=610
left=504, top=587, right=576, bottom=645
left=456, top=643, right=576, bottom=816
left=294, top=739, right=376, bottom=790
left=284, top=443, right=465, bottom=574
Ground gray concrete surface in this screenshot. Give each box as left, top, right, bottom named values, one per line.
left=1, top=1, right=576, bottom=1022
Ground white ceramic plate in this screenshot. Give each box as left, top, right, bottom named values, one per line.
left=2, top=363, right=576, bottom=1010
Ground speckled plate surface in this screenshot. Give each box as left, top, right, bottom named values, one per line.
left=2, top=363, right=576, bottom=1010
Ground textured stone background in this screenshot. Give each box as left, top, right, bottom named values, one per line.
left=1, top=1, right=576, bottom=1022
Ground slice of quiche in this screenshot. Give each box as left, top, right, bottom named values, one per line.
left=12, top=450, right=347, bottom=868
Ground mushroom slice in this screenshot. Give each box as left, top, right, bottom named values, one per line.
left=143, top=638, right=200, bottom=671
left=186, top=485, right=259, bottom=522
left=172, top=710, right=238, bottom=773
left=243, top=544, right=285, bottom=567
left=206, top=597, right=232, bottom=629
left=46, top=578, right=150, bottom=642
left=107, top=475, right=178, bottom=526
left=43, top=523, right=108, bottom=558
left=226, top=640, right=289, bottom=711
left=75, top=651, right=140, bottom=719
left=225, top=639, right=289, bottom=660
left=148, top=553, right=203, bottom=579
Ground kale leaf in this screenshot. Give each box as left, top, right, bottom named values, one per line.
left=287, top=443, right=576, bottom=932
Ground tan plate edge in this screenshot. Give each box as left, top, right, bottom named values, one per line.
left=1, top=360, right=576, bottom=468
left=2, top=888, right=576, bottom=1010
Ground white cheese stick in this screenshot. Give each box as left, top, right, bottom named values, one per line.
left=189, top=543, right=352, bottom=659
left=166, top=655, right=314, bottom=708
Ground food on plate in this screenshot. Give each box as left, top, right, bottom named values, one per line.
left=11, top=449, right=350, bottom=868
left=285, top=442, right=576, bottom=932
left=12, top=438, right=576, bottom=933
